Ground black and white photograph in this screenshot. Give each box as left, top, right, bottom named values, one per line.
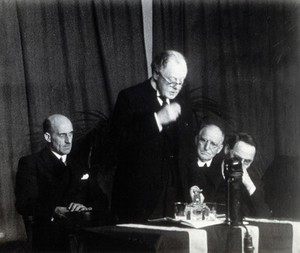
left=0, top=0, right=299, bottom=252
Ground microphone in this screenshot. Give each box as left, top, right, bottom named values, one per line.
left=224, top=157, right=243, bottom=226
left=242, top=224, right=255, bottom=253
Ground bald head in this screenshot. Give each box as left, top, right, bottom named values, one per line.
left=43, top=114, right=73, bottom=155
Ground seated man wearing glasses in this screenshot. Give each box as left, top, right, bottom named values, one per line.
left=110, top=50, right=194, bottom=222
left=221, top=133, right=270, bottom=217
left=189, top=121, right=225, bottom=203
left=190, top=130, right=270, bottom=217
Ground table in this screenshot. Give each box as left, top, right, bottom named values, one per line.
left=76, top=218, right=300, bottom=253
left=246, top=218, right=300, bottom=253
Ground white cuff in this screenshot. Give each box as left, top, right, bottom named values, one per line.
left=247, top=184, right=256, bottom=196
left=154, top=113, right=163, bottom=132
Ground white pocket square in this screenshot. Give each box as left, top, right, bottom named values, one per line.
left=81, top=173, right=89, bottom=180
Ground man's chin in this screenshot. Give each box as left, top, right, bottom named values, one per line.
left=62, top=148, right=72, bottom=155
left=199, top=155, right=212, bottom=161
left=166, top=92, right=179, bottom=99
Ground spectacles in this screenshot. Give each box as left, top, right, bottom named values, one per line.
left=159, top=72, right=184, bottom=88
left=198, top=137, right=221, bottom=150
left=232, top=155, right=253, bottom=167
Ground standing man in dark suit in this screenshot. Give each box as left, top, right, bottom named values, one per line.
left=15, top=114, right=108, bottom=252
left=189, top=122, right=225, bottom=203
left=110, top=50, right=194, bottom=223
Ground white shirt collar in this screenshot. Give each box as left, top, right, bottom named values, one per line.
left=150, top=78, right=170, bottom=105
left=51, top=151, right=67, bottom=163
left=197, top=158, right=212, bottom=168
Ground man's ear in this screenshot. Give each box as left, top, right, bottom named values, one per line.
left=216, top=144, right=224, bottom=154
left=44, top=132, right=51, bottom=143
left=194, top=135, right=198, bottom=146
left=224, top=145, right=230, bottom=155
left=153, top=71, right=159, bottom=81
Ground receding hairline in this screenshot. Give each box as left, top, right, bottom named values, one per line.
left=199, top=124, right=225, bottom=138
left=151, top=50, right=187, bottom=74
left=234, top=140, right=256, bottom=151
left=167, top=50, right=186, bottom=64
left=226, top=132, right=256, bottom=149
left=43, top=114, right=72, bottom=133
left=197, top=124, right=225, bottom=146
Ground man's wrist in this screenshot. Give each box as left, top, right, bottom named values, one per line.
left=246, top=183, right=256, bottom=195
left=154, top=113, right=163, bottom=132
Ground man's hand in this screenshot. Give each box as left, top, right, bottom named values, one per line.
left=54, top=206, right=69, bottom=218
left=189, top=185, right=205, bottom=203
left=67, top=202, right=89, bottom=212
left=242, top=170, right=256, bottom=196
left=156, top=102, right=181, bottom=125
left=53, top=204, right=92, bottom=221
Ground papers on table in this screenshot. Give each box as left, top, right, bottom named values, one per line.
left=148, top=217, right=225, bottom=229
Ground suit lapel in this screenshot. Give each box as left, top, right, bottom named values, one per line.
left=41, top=148, right=66, bottom=174
left=40, top=148, right=70, bottom=197
left=143, top=80, right=161, bottom=112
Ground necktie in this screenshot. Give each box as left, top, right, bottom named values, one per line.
left=160, top=96, right=168, bottom=106
left=60, top=157, right=67, bottom=166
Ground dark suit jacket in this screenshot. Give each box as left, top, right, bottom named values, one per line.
left=238, top=167, right=270, bottom=217
left=15, top=147, right=108, bottom=251
left=189, top=154, right=270, bottom=217
left=110, top=80, right=194, bottom=223
left=189, top=153, right=224, bottom=203
left=263, top=155, right=300, bottom=219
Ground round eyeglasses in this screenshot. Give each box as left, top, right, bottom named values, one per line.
left=159, top=72, right=184, bottom=88
left=198, top=137, right=221, bottom=150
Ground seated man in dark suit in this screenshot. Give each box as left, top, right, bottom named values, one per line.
left=190, top=131, right=270, bottom=218
left=221, top=133, right=270, bottom=217
left=15, top=114, right=108, bottom=252
left=189, top=121, right=225, bottom=203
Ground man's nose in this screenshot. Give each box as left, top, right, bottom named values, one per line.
left=204, top=141, right=211, bottom=150
left=239, top=159, right=249, bottom=170
left=65, top=135, right=72, bottom=143
left=240, top=159, right=246, bottom=165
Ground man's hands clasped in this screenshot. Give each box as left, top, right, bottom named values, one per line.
left=54, top=203, right=92, bottom=220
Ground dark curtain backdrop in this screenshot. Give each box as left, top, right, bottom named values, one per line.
left=0, top=0, right=146, bottom=241
left=153, top=0, right=300, bottom=176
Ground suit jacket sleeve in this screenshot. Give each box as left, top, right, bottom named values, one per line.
left=15, top=156, right=40, bottom=216
left=83, top=170, right=109, bottom=211
left=249, top=170, right=271, bottom=217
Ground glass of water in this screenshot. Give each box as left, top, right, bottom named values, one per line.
left=174, top=202, right=187, bottom=220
